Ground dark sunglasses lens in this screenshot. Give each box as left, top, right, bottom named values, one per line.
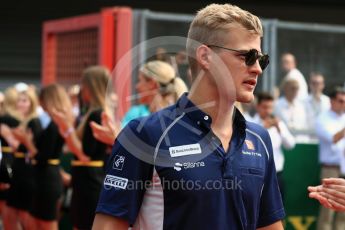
left=259, top=55, right=269, bottom=70
left=245, top=50, right=258, bottom=66
left=244, top=49, right=269, bottom=71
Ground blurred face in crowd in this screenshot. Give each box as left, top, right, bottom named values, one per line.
left=284, top=81, right=299, bottom=102
left=331, top=93, right=345, bottom=114
left=208, top=27, right=263, bottom=103
left=155, top=48, right=168, bottom=61
left=135, top=72, right=158, bottom=105
left=309, top=74, right=325, bottom=96
left=281, top=54, right=296, bottom=73
left=17, top=92, right=31, bottom=117
left=176, top=50, right=188, bottom=65
left=256, top=99, right=274, bottom=119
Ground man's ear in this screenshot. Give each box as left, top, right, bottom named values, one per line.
left=196, top=45, right=212, bottom=71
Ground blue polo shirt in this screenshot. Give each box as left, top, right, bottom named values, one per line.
left=96, top=94, right=285, bottom=230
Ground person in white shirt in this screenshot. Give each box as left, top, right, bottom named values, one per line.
left=274, top=78, right=309, bottom=137
left=281, top=53, right=308, bottom=101
left=305, top=73, right=330, bottom=136
left=253, top=92, right=295, bottom=197
left=315, top=87, right=345, bottom=230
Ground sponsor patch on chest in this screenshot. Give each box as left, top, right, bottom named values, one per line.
left=169, top=143, right=202, bottom=157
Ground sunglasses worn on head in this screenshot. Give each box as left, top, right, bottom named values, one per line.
left=206, top=44, right=270, bottom=71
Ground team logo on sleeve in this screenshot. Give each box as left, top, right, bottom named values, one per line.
left=104, top=175, right=128, bottom=190
left=113, top=155, right=125, bottom=170
left=244, top=140, right=255, bottom=150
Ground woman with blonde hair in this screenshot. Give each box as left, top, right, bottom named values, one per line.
left=52, top=66, right=112, bottom=230
left=122, top=60, right=188, bottom=127
left=20, top=83, right=74, bottom=230
left=91, top=60, right=188, bottom=146
left=4, top=86, right=41, bottom=230
left=0, top=87, right=20, bottom=222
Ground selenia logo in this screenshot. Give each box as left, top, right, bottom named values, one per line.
left=173, top=161, right=205, bottom=171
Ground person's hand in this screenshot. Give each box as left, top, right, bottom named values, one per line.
left=90, top=112, right=119, bottom=145
left=12, top=127, right=37, bottom=158
left=271, top=117, right=281, bottom=133
left=262, top=116, right=281, bottom=132
left=308, top=178, right=345, bottom=212
left=78, top=154, right=90, bottom=162
left=0, top=124, right=19, bottom=149
left=51, top=108, right=71, bottom=134
left=60, top=169, right=72, bottom=187
left=12, top=126, right=28, bottom=144
left=90, top=122, right=114, bottom=145
left=308, top=185, right=333, bottom=209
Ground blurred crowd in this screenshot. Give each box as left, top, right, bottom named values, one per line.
left=0, top=48, right=344, bottom=230
left=0, top=56, right=188, bottom=230
left=243, top=52, right=345, bottom=230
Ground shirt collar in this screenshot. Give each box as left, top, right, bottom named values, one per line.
left=176, top=93, right=247, bottom=134
left=329, top=109, right=345, bottom=118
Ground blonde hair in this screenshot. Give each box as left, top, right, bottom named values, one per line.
left=79, top=66, right=111, bottom=136
left=82, top=66, right=110, bottom=111
left=173, top=77, right=188, bottom=98
left=187, top=3, right=263, bottom=76
left=140, top=60, right=188, bottom=96
left=40, top=84, right=75, bottom=126
left=141, top=61, right=189, bottom=112
left=17, top=88, right=38, bottom=125
left=3, top=87, right=19, bottom=118
left=140, top=61, right=175, bottom=85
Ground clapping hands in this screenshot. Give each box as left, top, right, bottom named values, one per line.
left=308, top=178, right=345, bottom=212
left=90, top=112, right=119, bottom=145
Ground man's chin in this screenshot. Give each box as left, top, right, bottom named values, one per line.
left=237, top=94, right=254, bottom=103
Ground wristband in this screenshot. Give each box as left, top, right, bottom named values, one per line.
left=63, top=127, right=74, bottom=138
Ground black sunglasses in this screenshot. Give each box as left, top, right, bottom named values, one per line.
left=206, top=44, right=269, bottom=70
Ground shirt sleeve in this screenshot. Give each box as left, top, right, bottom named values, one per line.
left=279, top=121, right=296, bottom=150
left=257, top=130, right=285, bottom=227
left=96, top=119, right=154, bottom=225
left=273, top=100, right=285, bottom=125
left=315, top=115, right=333, bottom=143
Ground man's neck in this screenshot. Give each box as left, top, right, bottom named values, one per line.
left=311, top=92, right=322, bottom=101
left=285, top=97, right=295, bottom=104
left=188, top=80, right=235, bottom=131
left=331, top=108, right=343, bottom=116
left=188, top=80, right=235, bottom=153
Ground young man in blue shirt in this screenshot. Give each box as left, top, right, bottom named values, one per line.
left=93, top=3, right=285, bottom=230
